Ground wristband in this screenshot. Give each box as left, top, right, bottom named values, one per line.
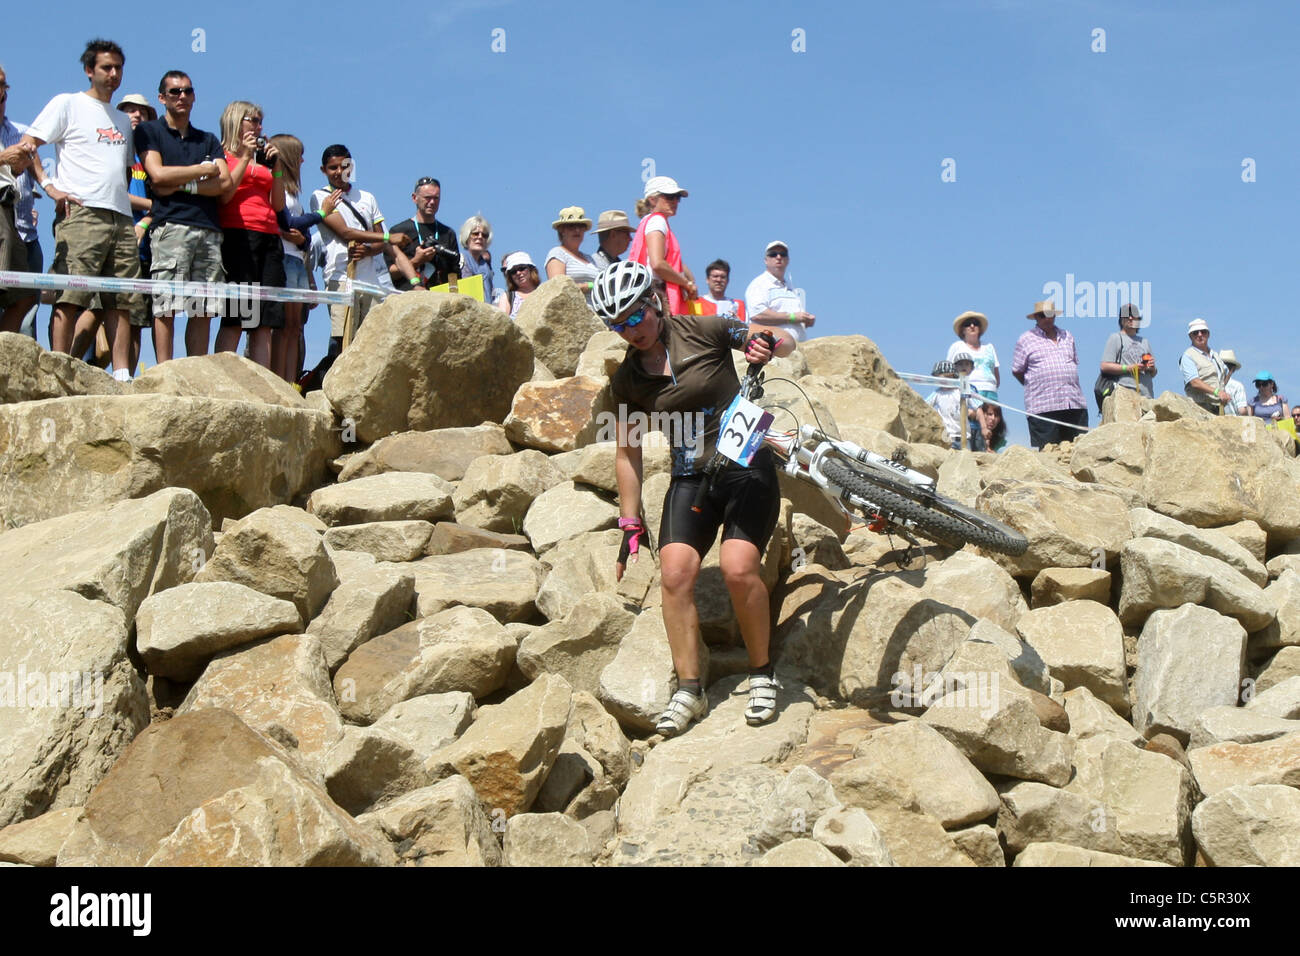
left=409, top=277, right=421, bottom=286
left=273, top=170, right=283, bottom=178
left=184, top=181, right=197, bottom=194
left=316, top=209, right=327, bottom=220
left=383, top=230, right=391, bottom=243
left=139, top=220, right=151, bottom=233
left=39, top=180, right=53, bottom=192
left=788, top=311, right=797, bottom=322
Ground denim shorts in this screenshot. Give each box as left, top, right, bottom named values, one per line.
left=282, top=254, right=309, bottom=290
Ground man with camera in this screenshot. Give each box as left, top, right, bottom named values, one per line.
left=388, top=176, right=459, bottom=288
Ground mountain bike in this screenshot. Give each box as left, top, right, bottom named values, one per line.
left=695, top=349, right=1029, bottom=556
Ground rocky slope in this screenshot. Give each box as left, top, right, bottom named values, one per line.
left=1, top=283, right=1298, bottom=867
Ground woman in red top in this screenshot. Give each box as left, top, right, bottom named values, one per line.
left=628, top=175, right=696, bottom=315
left=215, top=100, right=285, bottom=368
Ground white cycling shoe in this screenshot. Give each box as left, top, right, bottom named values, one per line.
left=745, top=674, right=781, bottom=726
left=655, top=688, right=708, bottom=737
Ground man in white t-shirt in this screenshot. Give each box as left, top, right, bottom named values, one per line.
left=0, top=40, right=138, bottom=377
left=745, top=240, right=815, bottom=343
left=306, top=143, right=418, bottom=371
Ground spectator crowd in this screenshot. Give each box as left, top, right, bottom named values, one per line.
left=1, top=40, right=1292, bottom=453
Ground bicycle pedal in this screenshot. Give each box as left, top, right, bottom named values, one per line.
left=868, top=515, right=888, bottom=533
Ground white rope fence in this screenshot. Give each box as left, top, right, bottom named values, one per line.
left=896, top=371, right=1091, bottom=434
left=0, top=270, right=394, bottom=307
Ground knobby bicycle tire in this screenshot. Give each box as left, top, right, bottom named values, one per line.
left=821, top=458, right=1029, bottom=556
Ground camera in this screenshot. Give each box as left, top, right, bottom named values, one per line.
left=255, top=136, right=269, bottom=166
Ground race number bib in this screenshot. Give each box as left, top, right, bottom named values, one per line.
left=718, top=394, right=774, bottom=467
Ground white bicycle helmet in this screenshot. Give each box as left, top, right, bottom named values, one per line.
left=592, top=260, right=654, bottom=324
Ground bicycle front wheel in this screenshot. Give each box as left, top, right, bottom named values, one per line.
left=821, top=459, right=1028, bottom=556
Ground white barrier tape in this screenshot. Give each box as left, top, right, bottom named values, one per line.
left=898, top=371, right=1090, bottom=433
left=0, top=270, right=397, bottom=306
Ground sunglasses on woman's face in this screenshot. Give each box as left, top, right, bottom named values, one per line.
left=609, top=303, right=650, bottom=334
left=508, top=266, right=530, bottom=275
left=962, top=320, right=981, bottom=328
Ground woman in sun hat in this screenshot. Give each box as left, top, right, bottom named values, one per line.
left=628, top=175, right=696, bottom=315
left=545, top=206, right=599, bottom=303
left=946, top=310, right=998, bottom=447
left=498, top=250, right=540, bottom=319
left=1246, top=371, right=1289, bottom=422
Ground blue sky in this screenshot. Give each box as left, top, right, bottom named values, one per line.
left=6, top=0, right=1297, bottom=444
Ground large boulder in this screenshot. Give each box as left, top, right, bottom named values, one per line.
left=0, top=395, right=338, bottom=527
left=1071, top=417, right=1300, bottom=540
left=1253, top=570, right=1300, bottom=654
left=0, top=591, right=148, bottom=828
left=776, top=552, right=1027, bottom=708
left=322, top=291, right=534, bottom=444
left=131, top=351, right=306, bottom=407
left=521, top=481, right=619, bottom=553
left=322, top=521, right=435, bottom=562
left=503, top=376, right=613, bottom=454
left=356, top=775, right=501, bottom=866
left=135, top=582, right=302, bottom=681
left=1188, top=732, right=1300, bottom=795
left=1191, top=784, right=1300, bottom=866
left=1014, top=601, right=1128, bottom=715
left=794, top=377, right=906, bottom=440
left=536, top=529, right=624, bottom=622
left=1132, top=605, right=1247, bottom=743
left=798, top=335, right=947, bottom=446
left=0, top=487, right=213, bottom=620
left=306, top=473, right=455, bottom=527
left=305, top=564, right=415, bottom=672
left=0, top=331, right=122, bottom=403
left=828, top=720, right=999, bottom=828
left=394, top=550, right=545, bottom=622
left=1117, top=537, right=1274, bottom=631
left=974, top=479, right=1132, bottom=576
left=516, top=593, right=636, bottom=696
left=178, top=634, right=344, bottom=776
left=452, top=450, right=565, bottom=533
left=921, top=688, right=1074, bottom=786
left=426, top=672, right=573, bottom=816
left=512, top=276, right=604, bottom=377
left=597, top=611, right=710, bottom=734
left=193, top=507, right=338, bottom=622
left=332, top=606, right=516, bottom=724
left=337, top=424, right=513, bottom=483
left=611, top=675, right=816, bottom=866
left=1128, top=507, right=1268, bottom=586
left=57, top=710, right=393, bottom=866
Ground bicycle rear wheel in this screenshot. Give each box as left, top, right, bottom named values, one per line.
left=821, top=459, right=1028, bottom=556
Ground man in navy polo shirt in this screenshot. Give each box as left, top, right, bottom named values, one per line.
left=134, top=70, right=229, bottom=360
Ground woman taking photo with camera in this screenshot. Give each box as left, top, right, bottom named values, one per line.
left=215, top=100, right=284, bottom=367
left=593, top=261, right=795, bottom=736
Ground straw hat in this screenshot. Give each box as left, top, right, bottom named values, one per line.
left=115, top=93, right=157, bottom=121
left=593, top=210, right=633, bottom=234
left=1026, top=300, right=1061, bottom=319
left=953, top=311, right=988, bottom=337
left=551, top=206, right=592, bottom=230
left=1219, top=349, right=1241, bottom=370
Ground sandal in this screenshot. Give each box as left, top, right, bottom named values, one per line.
left=745, top=674, right=781, bottom=726
left=655, top=688, right=708, bottom=737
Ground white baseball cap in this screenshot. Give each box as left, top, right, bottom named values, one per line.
left=501, top=251, right=536, bottom=273
left=765, top=240, right=790, bottom=255
left=643, top=176, right=688, bottom=199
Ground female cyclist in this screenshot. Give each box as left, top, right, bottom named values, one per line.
left=593, top=261, right=796, bottom=736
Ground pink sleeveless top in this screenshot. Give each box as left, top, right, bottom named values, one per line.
left=628, top=213, right=685, bottom=314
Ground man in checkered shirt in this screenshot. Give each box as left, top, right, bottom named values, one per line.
left=1012, top=299, right=1089, bottom=449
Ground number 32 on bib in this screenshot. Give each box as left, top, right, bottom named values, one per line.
left=718, top=395, right=774, bottom=467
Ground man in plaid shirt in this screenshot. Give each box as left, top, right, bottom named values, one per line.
left=1012, top=299, right=1089, bottom=449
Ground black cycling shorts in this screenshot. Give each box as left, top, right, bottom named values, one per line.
left=659, top=449, right=781, bottom=558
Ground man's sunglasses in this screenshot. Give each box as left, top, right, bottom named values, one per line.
left=609, top=302, right=650, bottom=334
left=164, top=87, right=194, bottom=97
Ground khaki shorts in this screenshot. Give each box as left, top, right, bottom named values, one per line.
left=0, top=203, right=30, bottom=309
left=51, top=205, right=141, bottom=311
left=327, top=277, right=376, bottom=338
left=150, top=222, right=225, bottom=318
